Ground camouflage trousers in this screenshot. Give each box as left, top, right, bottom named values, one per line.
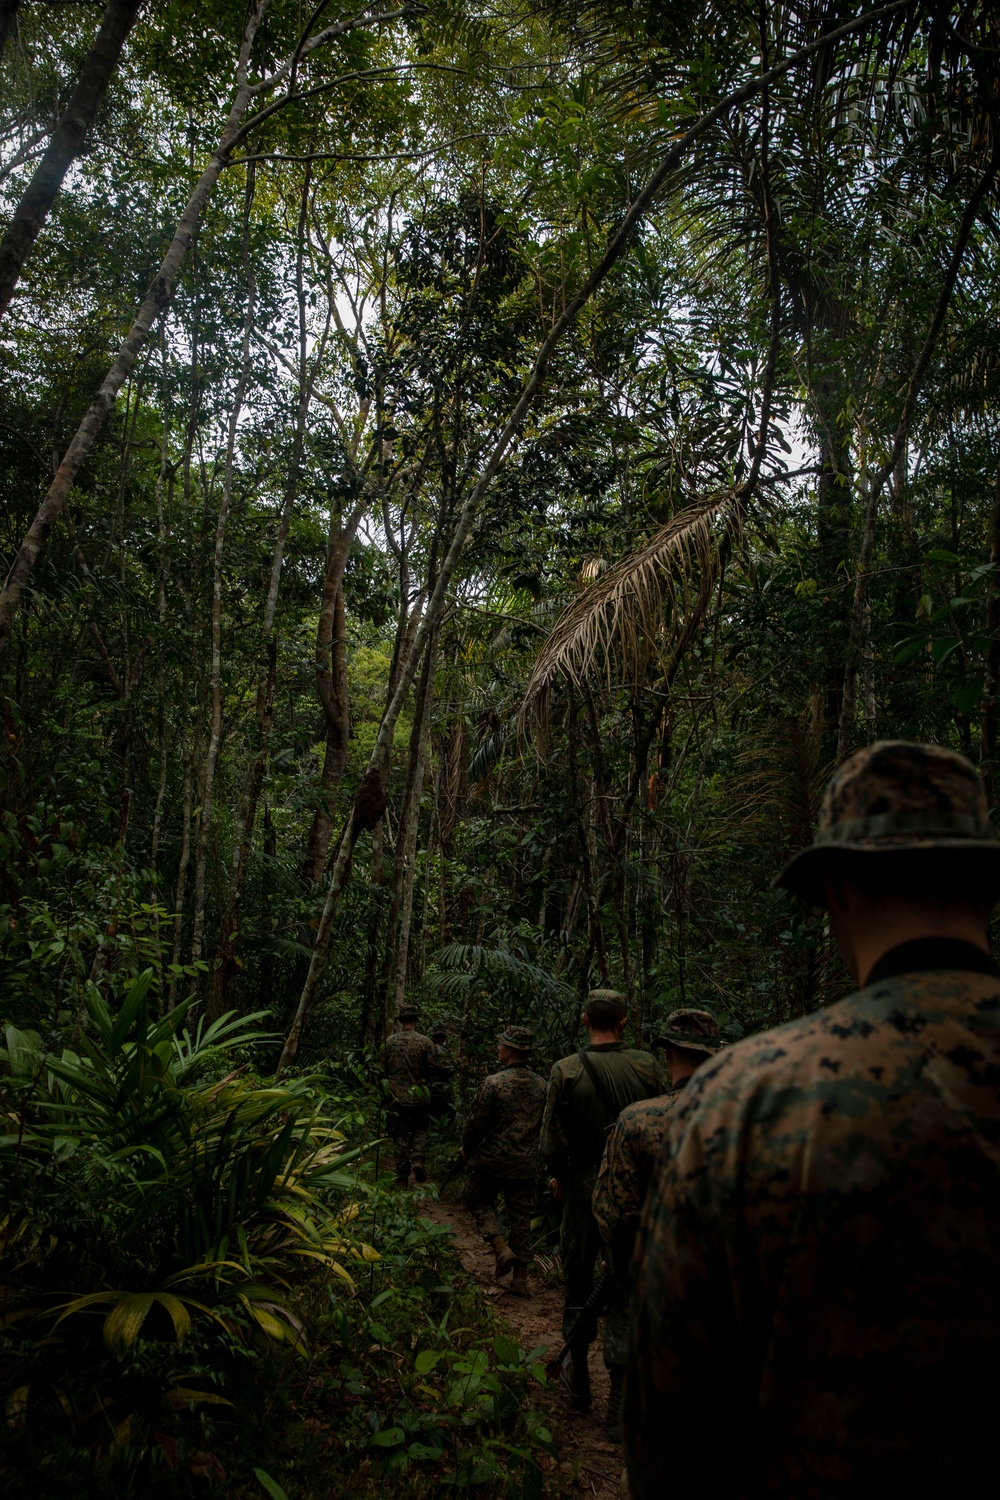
left=560, top=1173, right=629, bottom=1369
left=464, top=1170, right=536, bottom=1264
left=388, top=1103, right=429, bottom=1180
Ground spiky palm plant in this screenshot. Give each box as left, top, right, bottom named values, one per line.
left=0, top=971, right=374, bottom=1362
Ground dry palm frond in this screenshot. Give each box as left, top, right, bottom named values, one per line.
left=519, top=489, right=742, bottom=733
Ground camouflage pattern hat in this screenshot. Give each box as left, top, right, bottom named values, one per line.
left=397, top=1003, right=421, bottom=1022
left=498, top=1024, right=534, bottom=1053
left=657, top=1007, right=721, bottom=1056
left=585, top=988, right=626, bottom=1011
left=777, top=740, right=1000, bottom=905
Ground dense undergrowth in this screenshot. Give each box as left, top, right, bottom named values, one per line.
left=0, top=971, right=557, bottom=1499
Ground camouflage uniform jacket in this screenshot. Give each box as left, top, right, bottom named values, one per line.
left=625, top=943, right=1000, bottom=1499
left=462, top=1062, right=547, bottom=1178
left=383, top=1029, right=440, bottom=1107
left=541, top=1043, right=668, bottom=1182
left=592, top=1084, right=685, bottom=1276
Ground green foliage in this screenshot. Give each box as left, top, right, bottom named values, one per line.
left=0, top=974, right=375, bottom=1491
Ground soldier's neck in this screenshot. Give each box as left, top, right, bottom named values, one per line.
left=586, top=1028, right=623, bottom=1046
left=827, top=884, right=991, bottom=988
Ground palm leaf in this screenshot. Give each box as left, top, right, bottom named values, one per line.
left=520, top=490, right=741, bottom=731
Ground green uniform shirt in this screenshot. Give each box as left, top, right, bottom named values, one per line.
left=541, top=1041, right=667, bottom=1181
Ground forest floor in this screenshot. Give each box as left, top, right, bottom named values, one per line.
left=417, top=1189, right=623, bottom=1499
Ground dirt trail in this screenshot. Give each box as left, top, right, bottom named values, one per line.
left=417, top=1189, right=622, bottom=1499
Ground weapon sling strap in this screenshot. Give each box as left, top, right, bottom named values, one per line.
left=576, top=1046, right=619, bottom=1126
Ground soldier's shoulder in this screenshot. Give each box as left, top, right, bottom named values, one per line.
left=674, top=970, right=1000, bottom=1129
left=617, top=1090, right=681, bottom=1130
left=618, top=1046, right=662, bottom=1074
left=548, top=1053, right=581, bottom=1084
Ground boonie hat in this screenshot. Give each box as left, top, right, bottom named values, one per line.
left=777, top=740, right=1000, bottom=905
left=499, top=1025, right=534, bottom=1053
left=397, top=1004, right=421, bottom=1022
left=657, top=1007, right=720, bottom=1056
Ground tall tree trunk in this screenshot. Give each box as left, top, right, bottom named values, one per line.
left=166, top=702, right=195, bottom=1010
left=302, top=580, right=350, bottom=884
left=385, top=631, right=438, bottom=1027
left=189, top=186, right=256, bottom=971
left=813, top=373, right=853, bottom=740
left=0, top=0, right=143, bottom=319
left=358, top=820, right=386, bottom=1046
left=980, top=459, right=1000, bottom=807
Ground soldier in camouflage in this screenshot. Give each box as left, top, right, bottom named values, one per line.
left=592, top=1007, right=720, bottom=1285
left=383, top=1004, right=441, bottom=1186
left=626, top=740, right=1000, bottom=1497
left=542, top=990, right=667, bottom=1437
left=462, top=1024, right=546, bottom=1297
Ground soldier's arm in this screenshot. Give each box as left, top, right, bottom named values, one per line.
left=624, top=1123, right=745, bottom=1498
left=593, top=1116, right=642, bottom=1280
left=461, top=1078, right=496, bottom=1160
left=539, top=1066, right=570, bottom=1184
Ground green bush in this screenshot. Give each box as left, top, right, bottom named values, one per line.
left=0, top=972, right=374, bottom=1492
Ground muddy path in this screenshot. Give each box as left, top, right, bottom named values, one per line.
left=416, top=1189, right=622, bottom=1498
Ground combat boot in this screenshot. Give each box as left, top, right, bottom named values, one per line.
left=490, top=1234, right=517, bottom=1278
left=558, top=1349, right=592, bottom=1413
left=604, top=1365, right=624, bottom=1444
left=509, top=1263, right=529, bottom=1297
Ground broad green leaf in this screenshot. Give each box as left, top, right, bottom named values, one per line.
left=253, top=1468, right=290, bottom=1500
left=493, top=1336, right=520, bottom=1367
left=370, top=1427, right=405, bottom=1448
left=408, top=1442, right=444, bottom=1461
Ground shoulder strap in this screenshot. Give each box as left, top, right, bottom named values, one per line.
left=576, top=1046, right=618, bottom=1126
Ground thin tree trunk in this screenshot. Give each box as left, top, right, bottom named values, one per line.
left=167, top=704, right=195, bottom=1010
left=386, top=631, right=438, bottom=1025
left=980, top=459, right=1000, bottom=806
left=302, top=579, right=350, bottom=884
left=358, top=820, right=386, bottom=1045
left=189, top=180, right=256, bottom=970
left=208, top=638, right=277, bottom=1020
left=0, top=0, right=143, bottom=319
left=150, top=723, right=170, bottom=871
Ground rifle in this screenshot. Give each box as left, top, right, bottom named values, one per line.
left=439, top=1152, right=466, bottom=1190
left=545, top=1266, right=617, bottom=1379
